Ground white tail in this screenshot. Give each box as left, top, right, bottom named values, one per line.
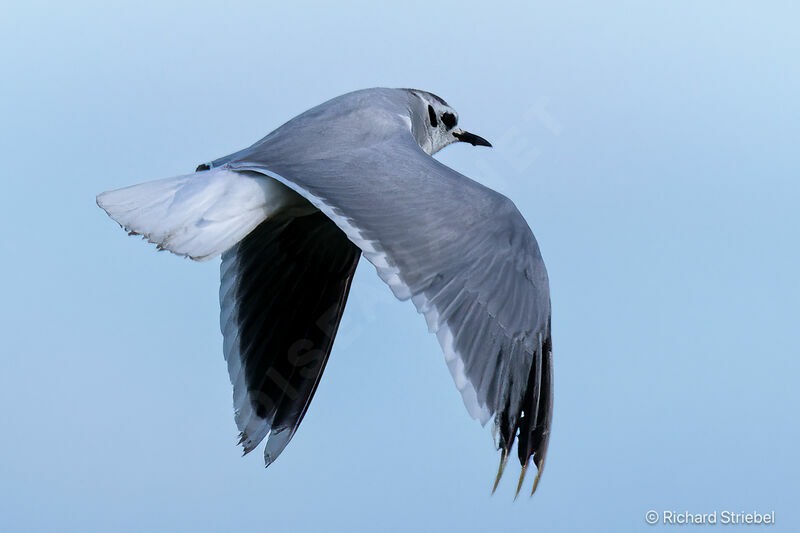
left=97, top=167, right=309, bottom=261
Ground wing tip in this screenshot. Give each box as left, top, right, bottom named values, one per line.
left=530, top=464, right=543, bottom=497
left=513, top=462, right=528, bottom=500
left=492, top=454, right=546, bottom=499
left=491, top=448, right=509, bottom=495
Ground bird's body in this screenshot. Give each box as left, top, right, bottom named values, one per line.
left=97, top=88, right=553, bottom=496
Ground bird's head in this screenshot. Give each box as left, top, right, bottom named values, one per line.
left=406, top=89, right=492, bottom=155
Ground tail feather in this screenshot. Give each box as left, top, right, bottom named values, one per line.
left=96, top=167, right=312, bottom=261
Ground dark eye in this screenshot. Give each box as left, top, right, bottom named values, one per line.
left=427, top=105, right=438, bottom=127
left=441, top=112, right=457, bottom=130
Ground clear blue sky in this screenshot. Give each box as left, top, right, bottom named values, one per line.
left=1, top=1, right=798, bottom=531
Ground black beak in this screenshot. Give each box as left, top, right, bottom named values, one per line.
left=453, top=130, right=492, bottom=148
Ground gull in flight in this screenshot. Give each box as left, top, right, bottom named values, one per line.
left=97, top=88, right=553, bottom=497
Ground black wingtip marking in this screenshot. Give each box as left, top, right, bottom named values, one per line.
left=517, top=329, right=553, bottom=494
left=492, top=325, right=553, bottom=497
left=196, top=163, right=210, bottom=172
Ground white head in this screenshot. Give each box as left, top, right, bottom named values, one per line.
left=406, top=89, right=492, bottom=155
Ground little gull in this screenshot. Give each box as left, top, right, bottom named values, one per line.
left=97, top=88, right=553, bottom=497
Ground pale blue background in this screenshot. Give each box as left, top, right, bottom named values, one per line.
left=1, top=1, right=798, bottom=531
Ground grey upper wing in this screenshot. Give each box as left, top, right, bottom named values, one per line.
left=223, top=129, right=552, bottom=488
